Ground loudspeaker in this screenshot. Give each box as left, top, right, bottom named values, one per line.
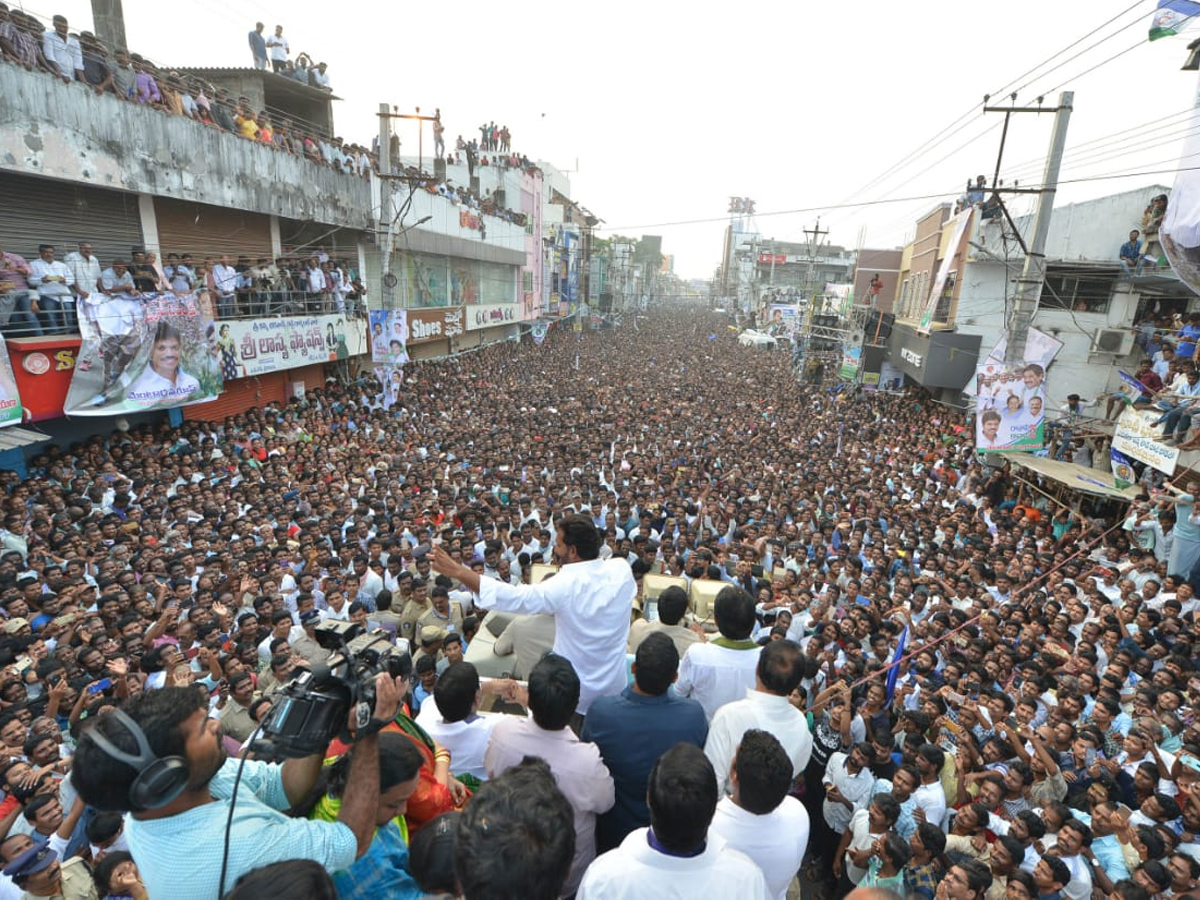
left=84, top=708, right=191, bottom=811
left=866, top=310, right=894, bottom=341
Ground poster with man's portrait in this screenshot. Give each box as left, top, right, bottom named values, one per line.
left=65, top=292, right=222, bottom=415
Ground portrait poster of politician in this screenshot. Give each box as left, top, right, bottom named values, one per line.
left=65, top=292, right=221, bottom=415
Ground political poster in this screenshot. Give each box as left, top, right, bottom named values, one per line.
left=839, top=345, right=862, bottom=381
left=918, top=207, right=974, bottom=333
left=767, top=304, right=800, bottom=332
left=975, top=360, right=1046, bottom=452
left=982, top=327, right=1064, bottom=371
left=65, top=292, right=221, bottom=415
left=0, top=341, right=20, bottom=426
left=219, top=314, right=365, bottom=378
left=375, top=365, right=406, bottom=410
left=1113, top=406, right=1180, bottom=475
left=369, top=308, right=410, bottom=365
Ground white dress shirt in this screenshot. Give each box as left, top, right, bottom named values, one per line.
left=577, top=828, right=769, bottom=900
left=63, top=252, right=101, bottom=296
left=212, top=264, right=238, bottom=295
left=709, top=796, right=809, bottom=900
left=42, top=30, right=82, bottom=78
left=821, top=751, right=875, bottom=833
left=126, top=366, right=200, bottom=404
left=475, top=557, right=634, bottom=714
left=28, top=258, right=74, bottom=297
left=675, top=641, right=760, bottom=722
left=704, top=689, right=813, bottom=796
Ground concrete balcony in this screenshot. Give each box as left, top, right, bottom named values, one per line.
left=0, top=63, right=372, bottom=230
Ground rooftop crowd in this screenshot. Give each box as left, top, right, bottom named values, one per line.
left=0, top=308, right=1191, bottom=900
left=0, top=8, right=377, bottom=179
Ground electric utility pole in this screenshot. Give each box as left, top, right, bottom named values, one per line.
left=803, top=219, right=829, bottom=305
left=982, top=92, right=1073, bottom=364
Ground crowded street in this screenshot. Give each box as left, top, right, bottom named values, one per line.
left=0, top=306, right=1190, bottom=899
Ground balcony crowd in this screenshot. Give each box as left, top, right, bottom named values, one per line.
left=0, top=241, right=367, bottom=337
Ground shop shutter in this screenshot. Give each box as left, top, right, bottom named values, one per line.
left=183, top=370, right=286, bottom=422
left=153, top=198, right=272, bottom=264
left=0, top=173, right=144, bottom=266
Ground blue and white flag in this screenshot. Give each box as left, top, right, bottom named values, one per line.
left=885, top=626, right=908, bottom=702
left=1150, top=0, right=1200, bottom=40
left=1111, top=448, right=1135, bottom=490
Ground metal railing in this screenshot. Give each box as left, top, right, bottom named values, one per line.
left=0, top=289, right=368, bottom=339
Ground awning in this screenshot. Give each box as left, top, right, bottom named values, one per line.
left=0, top=427, right=51, bottom=452
left=1007, top=454, right=1138, bottom=502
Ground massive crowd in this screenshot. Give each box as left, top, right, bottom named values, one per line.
left=0, top=307, right=1192, bottom=900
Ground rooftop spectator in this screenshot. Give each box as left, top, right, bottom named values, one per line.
left=248, top=22, right=266, bottom=70
left=265, top=24, right=288, bottom=73
left=41, top=14, right=81, bottom=84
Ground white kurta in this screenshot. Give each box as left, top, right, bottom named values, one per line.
left=577, top=828, right=770, bottom=900
left=709, top=797, right=810, bottom=900
left=704, top=689, right=813, bottom=796
left=476, top=557, right=634, bottom=714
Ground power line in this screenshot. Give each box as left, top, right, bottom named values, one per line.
left=602, top=165, right=1198, bottom=233
left=828, top=0, right=1150, bottom=212
left=1012, top=0, right=1154, bottom=95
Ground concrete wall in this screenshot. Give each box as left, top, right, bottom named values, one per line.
left=1023, top=185, right=1170, bottom=262
left=0, top=63, right=372, bottom=230
left=854, top=249, right=903, bottom=313
left=954, top=258, right=1147, bottom=408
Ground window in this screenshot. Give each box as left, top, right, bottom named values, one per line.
left=522, top=271, right=534, bottom=292
left=933, top=271, right=957, bottom=323
left=899, top=278, right=910, bottom=317
left=1041, top=271, right=1115, bottom=314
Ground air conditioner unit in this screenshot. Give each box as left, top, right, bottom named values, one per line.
left=1091, top=327, right=1133, bottom=355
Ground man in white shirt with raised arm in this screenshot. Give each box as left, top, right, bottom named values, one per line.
left=431, top=514, right=635, bottom=722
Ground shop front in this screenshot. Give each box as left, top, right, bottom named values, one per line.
left=886, top=324, right=981, bottom=398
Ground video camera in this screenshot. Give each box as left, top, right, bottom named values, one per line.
left=250, top=620, right=411, bottom=759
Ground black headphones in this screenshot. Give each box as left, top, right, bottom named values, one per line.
left=84, top=709, right=190, bottom=811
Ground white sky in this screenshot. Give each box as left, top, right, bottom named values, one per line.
left=34, top=0, right=1200, bottom=278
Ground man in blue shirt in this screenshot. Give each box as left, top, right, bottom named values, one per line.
left=582, top=631, right=708, bottom=852
left=70, top=681, right=395, bottom=900
left=1120, top=230, right=1145, bottom=277
left=1177, top=314, right=1200, bottom=362
left=248, top=23, right=267, bottom=69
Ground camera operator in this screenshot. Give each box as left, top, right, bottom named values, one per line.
left=69, top=677, right=403, bottom=900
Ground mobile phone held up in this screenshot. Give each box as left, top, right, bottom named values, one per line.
left=88, top=678, right=113, bottom=694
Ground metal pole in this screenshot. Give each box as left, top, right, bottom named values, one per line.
left=377, top=104, right=394, bottom=308
left=1006, top=91, right=1073, bottom=364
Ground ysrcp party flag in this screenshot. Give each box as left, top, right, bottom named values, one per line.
left=1111, top=448, right=1136, bottom=490
left=1150, top=0, right=1200, bottom=40
left=65, top=292, right=221, bottom=415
